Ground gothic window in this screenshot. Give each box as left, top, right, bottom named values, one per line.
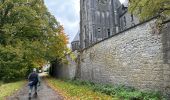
left=84, top=26, right=86, bottom=34
left=98, top=28, right=101, bottom=33
left=131, top=14, right=134, bottom=22
left=94, top=28, right=97, bottom=37
left=96, top=11, right=101, bottom=24
left=77, top=42, right=79, bottom=49
left=82, top=0, right=85, bottom=9
left=92, top=12, right=94, bottom=22
left=74, top=44, right=76, bottom=50
left=83, top=0, right=85, bottom=5
left=94, top=12, right=97, bottom=23
left=102, top=12, right=105, bottom=24
left=98, top=0, right=108, bottom=4
left=87, top=11, right=88, bottom=21
left=116, top=3, right=118, bottom=8
left=106, top=12, right=109, bottom=17
left=92, top=0, right=94, bottom=7
left=124, top=16, right=126, bottom=27
left=77, top=43, right=79, bottom=49
left=76, top=42, right=78, bottom=48
left=97, top=27, right=102, bottom=40
left=91, top=33, right=93, bottom=43
left=100, top=12, right=102, bottom=24
left=107, top=29, right=110, bottom=37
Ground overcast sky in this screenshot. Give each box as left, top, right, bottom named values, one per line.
left=44, top=0, right=125, bottom=44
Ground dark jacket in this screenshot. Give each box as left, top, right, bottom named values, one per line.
left=28, top=72, right=39, bottom=86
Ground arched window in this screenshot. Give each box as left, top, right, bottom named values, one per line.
left=124, top=16, right=126, bottom=26
left=107, top=29, right=110, bottom=37
left=131, top=14, right=134, bottom=22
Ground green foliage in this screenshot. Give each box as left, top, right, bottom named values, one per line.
left=129, top=0, right=170, bottom=21
left=46, top=77, right=114, bottom=99
left=0, top=81, right=3, bottom=86
left=0, top=0, right=68, bottom=82
left=63, top=79, right=165, bottom=100
left=0, top=80, right=25, bottom=99
left=70, top=52, right=77, bottom=61
left=0, top=45, right=25, bottom=82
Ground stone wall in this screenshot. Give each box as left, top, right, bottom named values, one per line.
left=79, top=19, right=170, bottom=95
left=50, top=53, right=77, bottom=79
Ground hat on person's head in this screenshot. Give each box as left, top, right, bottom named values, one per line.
left=33, top=68, right=36, bottom=72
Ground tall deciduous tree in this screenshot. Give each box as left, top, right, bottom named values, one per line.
left=0, top=0, right=68, bottom=82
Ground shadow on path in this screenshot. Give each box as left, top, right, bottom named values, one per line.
left=7, top=73, right=63, bottom=100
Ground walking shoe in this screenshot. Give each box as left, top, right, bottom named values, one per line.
left=28, top=96, right=31, bottom=100
left=33, top=92, right=38, bottom=98
left=34, top=92, right=37, bottom=95
left=28, top=93, right=31, bottom=96
left=28, top=93, right=31, bottom=100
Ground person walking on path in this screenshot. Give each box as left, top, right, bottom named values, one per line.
left=7, top=72, right=63, bottom=100
left=28, top=68, right=41, bottom=99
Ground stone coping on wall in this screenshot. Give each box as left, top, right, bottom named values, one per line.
left=81, top=15, right=161, bottom=52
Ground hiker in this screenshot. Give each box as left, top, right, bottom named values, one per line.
left=28, top=68, right=40, bottom=98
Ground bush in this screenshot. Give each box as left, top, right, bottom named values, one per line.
left=116, top=91, right=143, bottom=100
left=0, top=45, right=34, bottom=82
left=142, top=91, right=163, bottom=100
left=0, top=61, right=30, bottom=82
left=62, top=79, right=165, bottom=100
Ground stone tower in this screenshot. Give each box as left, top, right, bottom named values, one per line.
left=80, top=0, right=121, bottom=49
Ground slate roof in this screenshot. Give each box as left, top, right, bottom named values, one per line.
left=72, top=30, right=80, bottom=42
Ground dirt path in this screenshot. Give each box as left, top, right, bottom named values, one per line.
left=7, top=74, right=63, bottom=100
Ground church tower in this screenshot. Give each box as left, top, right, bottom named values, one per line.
left=80, top=0, right=121, bottom=49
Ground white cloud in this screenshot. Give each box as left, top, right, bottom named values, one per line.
left=44, top=0, right=80, bottom=44
left=119, top=0, right=125, bottom=3
left=73, top=0, right=80, bottom=13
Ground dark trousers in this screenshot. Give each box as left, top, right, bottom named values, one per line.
left=29, top=84, right=37, bottom=95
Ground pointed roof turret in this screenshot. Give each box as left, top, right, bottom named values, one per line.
left=72, top=30, right=80, bottom=42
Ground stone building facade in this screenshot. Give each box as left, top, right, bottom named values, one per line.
left=68, top=0, right=170, bottom=97
left=79, top=0, right=139, bottom=49
left=58, top=19, right=170, bottom=96
left=71, top=30, right=80, bottom=51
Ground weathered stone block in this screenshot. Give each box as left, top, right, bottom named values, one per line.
left=79, top=20, right=170, bottom=95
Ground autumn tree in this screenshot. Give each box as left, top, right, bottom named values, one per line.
left=129, top=0, right=170, bottom=21
left=0, top=0, right=68, bottom=82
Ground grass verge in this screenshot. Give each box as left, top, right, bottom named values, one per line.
left=0, top=81, right=25, bottom=100
left=46, top=77, right=118, bottom=100
left=68, top=80, right=166, bottom=100
left=46, top=77, right=166, bottom=100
